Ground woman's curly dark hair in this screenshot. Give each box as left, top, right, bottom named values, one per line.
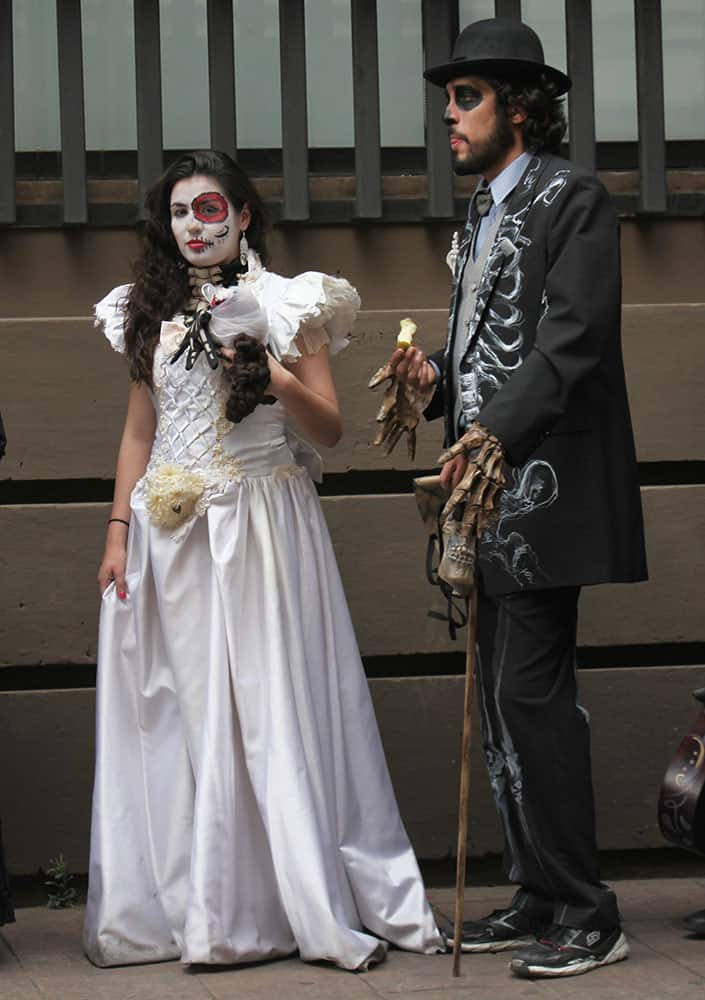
left=223, top=334, right=272, bottom=423
left=490, top=74, right=567, bottom=154
left=124, top=149, right=270, bottom=385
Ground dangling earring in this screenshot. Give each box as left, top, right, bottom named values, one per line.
left=239, top=231, right=249, bottom=268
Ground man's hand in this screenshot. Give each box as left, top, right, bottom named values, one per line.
left=388, top=346, right=437, bottom=391
left=369, top=352, right=436, bottom=459
left=437, top=423, right=507, bottom=537
left=432, top=425, right=507, bottom=596
left=439, top=453, right=468, bottom=492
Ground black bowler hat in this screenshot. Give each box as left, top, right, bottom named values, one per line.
left=424, top=17, right=571, bottom=95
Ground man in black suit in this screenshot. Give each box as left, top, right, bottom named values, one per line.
left=388, top=17, right=647, bottom=980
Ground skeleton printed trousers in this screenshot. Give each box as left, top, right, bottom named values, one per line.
left=475, top=584, right=620, bottom=930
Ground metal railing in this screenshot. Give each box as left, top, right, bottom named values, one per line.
left=0, top=0, right=672, bottom=225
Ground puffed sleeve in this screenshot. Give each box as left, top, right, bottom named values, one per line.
left=94, top=283, right=132, bottom=354
left=260, top=271, right=361, bottom=362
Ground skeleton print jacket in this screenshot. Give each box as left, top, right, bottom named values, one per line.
left=426, top=153, right=648, bottom=595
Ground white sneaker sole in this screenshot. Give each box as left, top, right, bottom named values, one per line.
left=511, top=932, right=630, bottom=978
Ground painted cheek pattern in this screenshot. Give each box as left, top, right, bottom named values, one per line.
left=192, top=191, right=229, bottom=224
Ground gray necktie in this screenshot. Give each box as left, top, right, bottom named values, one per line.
left=471, top=187, right=494, bottom=260
left=474, top=186, right=493, bottom=217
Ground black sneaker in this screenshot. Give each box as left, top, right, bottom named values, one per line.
left=511, top=924, right=629, bottom=978
left=446, top=905, right=550, bottom=954
left=684, top=908, right=705, bottom=937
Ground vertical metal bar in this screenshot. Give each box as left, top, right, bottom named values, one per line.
left=0, top=0, right=15, bottom=223
left=422, top=0, right=458, bottom=218
left=494, top=0, right=521, bottom=18
left=56, top=0, right=87, bottom=223
left=278, top=0, right=309, bottom=220
left=134, top=0, right=163, bottom=216
left=207, top=0, right=236, bottom=158
left=351, top=0, right=381, bottom=218
left=565, top=0, right=595, bottom=173
left=634, top=0, right=666, bottom=212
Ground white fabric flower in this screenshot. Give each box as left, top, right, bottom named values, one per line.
left=201, top=283, right=269, bottom=347
left=144, top=464, right=207, bottom=530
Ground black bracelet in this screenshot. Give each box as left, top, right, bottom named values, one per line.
left=108, top=517, right=130, bottom=528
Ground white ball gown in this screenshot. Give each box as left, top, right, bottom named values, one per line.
left=83, top=253, right=443, bottom=970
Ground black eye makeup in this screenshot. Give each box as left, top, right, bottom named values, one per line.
left=453, top=85, right=483, bottom=111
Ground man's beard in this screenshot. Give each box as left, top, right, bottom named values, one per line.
left=452, top=107, right=515, bottom=176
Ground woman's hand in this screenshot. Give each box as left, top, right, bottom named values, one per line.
left=265, top=352, right=294, bottom=397
left=220, top=346, right=293, bottom=398
left=98, top=524, right=129, bottom=599
left=99, top=382, right=155, bottom=601
left=222, top=339, right=341, bottom=447
left=219, top=347, right=235, bottom=369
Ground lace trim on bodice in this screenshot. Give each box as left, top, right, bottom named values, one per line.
left=134, top=341, right=245, bottom=530
left=148, top=339, right=241, bottom=477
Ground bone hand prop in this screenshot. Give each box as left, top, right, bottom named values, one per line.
left=368, top=317, right=434, bottom=460
left=437, top=422, right=507, bottom=539
left=396, top=317, right=417, bottom=350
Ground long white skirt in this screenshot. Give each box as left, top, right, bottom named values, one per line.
left=83, top=468, right=443, bottom=969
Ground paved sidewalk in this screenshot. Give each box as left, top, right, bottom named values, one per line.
left=2, top=879, right=705, bottom=1000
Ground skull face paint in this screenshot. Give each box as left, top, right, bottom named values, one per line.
left=447, top=84, right=483, bottom=114
left=444, top=77, right=515, bottom=178
left=170, top=175, right=245, bottom=267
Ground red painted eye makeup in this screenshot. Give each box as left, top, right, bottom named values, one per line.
left=192, top=192, right=229, bottom=223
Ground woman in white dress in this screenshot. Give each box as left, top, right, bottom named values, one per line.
left=84, top=149, right=443, bottom=971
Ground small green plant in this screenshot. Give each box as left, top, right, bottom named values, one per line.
left=45, top=854, right=78, bottom=909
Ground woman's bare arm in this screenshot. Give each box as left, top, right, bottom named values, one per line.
left=269, top=344, right=342, bottom=448
left=220, top=340, right=343, bottom=448
left=97, top=382, right=156, bottom=597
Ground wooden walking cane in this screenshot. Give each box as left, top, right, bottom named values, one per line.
left=452, top=585, right=479, bottom=977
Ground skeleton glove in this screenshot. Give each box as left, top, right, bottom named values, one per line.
left=435, top=423, right=507, bottom=595
left=368, top=362, right=435, bottom=461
